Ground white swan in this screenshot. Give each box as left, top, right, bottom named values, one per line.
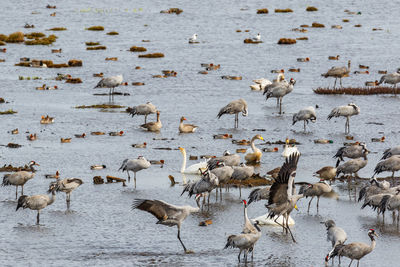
left=251, top=214, right=295, bottom=226
left=282, top=138, right=299, bottom=158
left=179, top=147, right=208, bottom=174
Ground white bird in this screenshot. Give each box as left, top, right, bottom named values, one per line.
left=2, top=161, right=39, bottom=199
left=327, top=103, right=360, bottom=134
left=132, top=199, right=199, bottom=253
left=252, top=33, right=261, bottom=42
left=282, top=138, right=299, bottom=158
left=127, top=102, right=157, bottom=123
left=378, top=70, right=400, bottom=95
left=292, top=106, right=317, bottom=132
left=178, top=147, right=208, bottom=174
left=245, top=134, right=264, bottom=163
left=264, top=78, right=296, bottom=114
left=188, top=34, right=198, bottom=43
left=48, top=178, right=83, bottom=210
left=217, top=99, right=248, bottom=128
left=119, top=156, right=151, bottom=188
left=16, top=187, right=56, bottom=225
left=94, top=74, right=123, bottom=96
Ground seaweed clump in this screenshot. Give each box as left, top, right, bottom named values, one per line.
left=313, top=87, right=400, bottom=95
left=160, top=8, right=183, bottom=14
left=257, top=9, right=269, bottom=14
left=306, top=6, right=318, bottom=11
left=0, top=41, right=5, bottom=46
left=5, top=32, right=24, bottom=43
left=49, top=27, right=67, bottom=31
left=244, top=39, right=262, bottom=44
left=106, top=31, right=119, bottom=35
left=85, top=42, right=100, bottom=46
left=66, top=78, right=82, bottom=84
left=130, top=46, right=147, bottom=52
left=138, top=53, right=164, bottom=58
left=275, top=8, right=293, bottom=13
left=25, top=32, right=46, bottom=39
left=87, top=46, right=106, bottom=50
left=25, top=34, right=57, bottom=45
left=68, top=59, right=83, bottom=67
left=0, top=109, right=17, bottom=115
left=86, top=26, right=104, bottom=31
left=312, top=22, right=325, bottom=28
left=277, top=38, right=296, bottom=44
left=0, top=34, right=7, bottom=41
left=75, top=104, right=125, bottom=109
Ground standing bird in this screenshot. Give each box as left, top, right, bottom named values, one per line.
left=140, top=111, right=162, bottom=132
left=378, top=70, right=400, bottom=95
left=322, top=60, right=351, bottom=88
left=373, top=155, right=400, bottom=179
left=336, top=153, right=368, bottom=178
left=119, top=156, right=151, bottom=188
left=325, top=220, right=348, bottom=264
left=94, top=74, right=123, bottom=96
left=181, top=170, right=219, bottom=207
left=264, top=78, right=296, bottom=114
left=292, top=106, right=317, bottom=132
left=358, top=178, right=391, bottom=203
left=2, top=161, right=39, bottom=199
left=299, top=181, right=332, bottom=213
left=48, top=178, right=83, bottom=210
left=379, top=192, right=400, bottom=224
left=232, top=163, right=254, bottom=198
left=252, top=33, right=261, bottom=42
left=326, top=229, right=378, bottom=267
left=266, top=153, right=303, bottom=242
left=382, top=145, right=400, bottom=159
left=211, top=161, right=234, bottom=197
left=282, top=138, right=299, bottom=158
left=132, top=199, right=199, bottom=253
left=247, top=186, right=270, bottom=205
left=327, top=103, right=360, bottom=134
left=217, top=99, right=248, bottom=128
left=244, top=135, right=264, bottom=163
left=334, top=142, right=368, bottom=167
left=207, top=150, right=240, bottom=170
left=16, top=187, right=56, bottom=225
left=127, top=102, right=157, bottom=123
left=179, top=117, right=198, bottom=133
left=314, top=166, right=337, bottom=183
left=188, top=34, right=198, bottom=44
left=179, top=147, right=208, bottom=174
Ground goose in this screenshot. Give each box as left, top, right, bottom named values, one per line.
left=140, top=111, right=162, bottom=132
left=217, top=99, right=248, bottom=128
left=327, top=103, right=360, bottom=134
left=178, top=147, right=208, bottom=174
left=292, top=106, right=317, bottom=132
left=313, top=166, right=337, bottom=182
left=119, top=156, right=151, bottom=188
left=179, top=117, right=198, bottom=133
left=16, top=188, right=56, bottom=225
left=244, top=135, right=264, bottom=163
left=94, top=74, right=123, bottom=96
left=2, top=161, right=39, bottom=199
left=282, top=138, right=299, bottom=158
left=322, top=60, right=351, bottom=88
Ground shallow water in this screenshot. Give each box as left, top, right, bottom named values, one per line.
left=1, top=0, right=400, bottom=266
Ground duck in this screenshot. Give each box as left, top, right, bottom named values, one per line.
left=45, top=171, right=60, bottom=179
left=331, top=25, right=343, bottom=29
left=93, top=72, right=104, bottom=77
left=297, top=57, right=310, bottom=62
left=188, top=33, right=198, bottom=44
left=90, top=165, right=106, bottom=170
left=109, top=131, right=124, bottom=136
left=232, top=139, right=251, bottom=146
left=91, top=131, right=105, bottom=135
left=328, top=55, right=340, bottom=60
left=31, top=60, right=47, bottom=68
left=213, top=134, right=232, bottom=139
left=36, top=84, right=46, bottom=90
left=40, top=115, right=54, bottom=124
left=353, top=70, right=369, bottom=74
left=378, top=70, right=387, bottom=74
left=371, top=136, right=385, bottom=142
left=262, top=147, right=279, bottom=152
left=140, top=111, right=162, bottom=132
left=205, top=64, right=220, bottom=71
left=149, top=159, right=165, bottom=165
left=74, top=133, right=86, bottom=138
left=288, top=68, right=300, bottom=72
left=132, top=142, right=147, bottom=148
left=282, top=138, right=299, bottom=158
left=271, top=69, right=285, bottom=74
left=26, top=133, right=37, bottom=141
left=179, top=117, right=198, bottom=133
left=11, top=128, right=18, bottom=134
left=359, top=64, right=369, bottom=69
left=0, top=48, right=6, bottom=53
left=365, top=80, right=379, bottom=87
left=50, top=12, right=56, bottom=16
left=51, top=48, right=62, bottom=53
left=244, top=135, right=264, bottom=163
left=45, top=85, right=58, bottom=90
left=314, top=139, right=334, bottom=144
left=61, top=138, right=71, bottom=143
left=179, top=147, right=208, bottom=174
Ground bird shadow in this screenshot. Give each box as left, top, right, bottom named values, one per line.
left=13, top=223, right=51, bottom=232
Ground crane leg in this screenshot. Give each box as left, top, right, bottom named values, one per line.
left=177, top=227, right=188, bottom=252
left=127, top=171, right=131, bottom=182
left=307, top=197, right=314, bottom=213
left=15, top=185, right=18, bottom=199
left=37, top=210, right=40, bottom=225
left=317, top=196, right=320, bottom=213
left=279, top=98, right=282, bottom=114
left=340, top=78, right=343, bottom=88
left=144, top=115, right=147, bottom=124
left=134, top=172, right=137, bottom=189
left=66, top=193, right=70, bottom=210
left=239, top=184, right=242, bottom=198
left=285, top=214, right=296, bottom=243
left=273, top=215, right=286, bottom=233
left=304, top=120, right=306, bottom=132
left=21, top=185, right=24, bottom=196
left=333, top=78, right=337, bottom=89
left=238, top=250, right=241, bottom=262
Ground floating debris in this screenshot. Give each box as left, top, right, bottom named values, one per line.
left=75, top=104, right=125, bottom=109
left=106, top=31, right=119, bottom=35
left=296, top=37, right=308, bottom=41
left=331, top=25, right=343, bottom=29
left=132, top=82, right=145, bottom=86
left=86, top=42, right=100, bottom=46
left=312, top=22, right=325, bottom=28
left=6, top=143, right=22, bottom=148
left=49, top=27, right=66, bottom=31
left=105, top=57, right=118, bottom=61
left=66, top=78, right=82, bottom=84
left=68, top=59, right=82, bottom=67
left=87, top=46, right=106, bottom=50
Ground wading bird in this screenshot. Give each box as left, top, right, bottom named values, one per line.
left=264, top=78, right=296, bottom=114
left=127, top=102, right=157, bottom=123
left=48, top=178, right=83, bottom=210
left=378, top=69, right=400, bottom=95
left=217, top=99, right=248, bottom=128
left=207, top=150, right=240, bottom=170
left=299, top=181, right=332, bottom=213
left=322, top=60, right=351, bottom=88
left=119, top=156, right=151, bottom=188
left=292, top=106, right=316, bottom=132
left=94, top=74, right=123, bottom=96
left=325, top=220, right=347, bottom=264
left=327, top=103, right=360, bottom=134
left=2, top=161, right=39, bottom=199
left=334, top=142, right=368, bottom=167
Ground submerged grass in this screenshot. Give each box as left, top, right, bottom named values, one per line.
left=313, top=86, right=400, bottom=95
left=138, top=53, right=164, bottom=58
left=75, top=104, right=125, bottom=109
left=0, top=109, right=17, bottom=115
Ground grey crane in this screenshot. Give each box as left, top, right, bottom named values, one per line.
left=16, top=187, right=56, bottom=225
left=322, top=60, right=351, bottom=88
left=313, top=166, right=337, bottom=183
left=299, top=181, right=332, bottom=213
left=378, top=70, right=400, bottom=95
left=327, top=103, right=360, bottom=134
left=325, top=220, right=348, bottom=264
left=2, top=161, right=39, bottom=199
left=248, top=186, right=270, bottom=205
left=336, top=153, right=368, bottom=178
left=266, top=153, right=303, bottom=242
left=379, top=191, right=400, bottom=224
left=119, top=156, right=151, bottom=188
left=207, top=150, right=240, bottom=170
left=48, top=178, right=83, bottom=210
left=334, top=142, right=368, bottom=167
left=217, top=98, right=248, bottom=128
left=358, top=178, right=391, bottom=203
left=132, top=199, right=199, bottom=253
left=127, top=102, right=157, bottom=123
left=326, top=229, right=378, bottom=267
left=181, top=170, right=219, bottom=207
left=373, top=155, right=400, bottom=179
left=292, top=106, right=317, bottom=132
left=382, top=145, right=400, bottom=159
left=94, top=74, right=123, bottom=96
left=232, top=163, right=254, bottom=198
left=210, top=161, right=234, bottom=199
left=361, top=193, right=394, bottom=220
left=264, top=78, right=296, bottom=114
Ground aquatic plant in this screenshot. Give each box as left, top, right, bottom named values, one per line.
left=49, top=27, right=67, bottom=31
left=85, top=42, right=100, bottom=46
left=354, top=24, right=362, bottom=27
left=343, top=19, right=350, bottom=22
left=313, top=86, right=400, bottom=95
left=5, top=32, right=24, bottom=43
left=105, top=57, right=118, bottom=61
left=306, top=6, right=318, bottom=11
left=277, top=38, right=296, bottom=44
left=130, top=46, right=147, bottom=52
left=275, top=8, right=293, bottom=13
left=86, top=26, right=104, bottom=31
left=257, top=8, right=269, bottom=14
left=25, top=34, right=57, bottom=45
left=87, top=46, right=106, bottom=50
left=244, top=39, right=262, bottom=44
left=312, top=22, right=325, bottom=28
left=75, top=104, right=125, bottom=109
left=138, top=53, right=164, bottom=58
left=296, top=37, right=308, bottom=40
left=0, top=41, right=5, bottom=46
left=0, top=34, right=7, bottom=41
left=106, top=31, right=119, bottom=35
left=0, top=109, right=17, bottom=115
left=300, top=24, right=309, bottom=27
left=25, top=32, right=46, bottom=39
left=48, top=63, right=69, bottom=68
left=68, top=59, right=83, bottom=67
